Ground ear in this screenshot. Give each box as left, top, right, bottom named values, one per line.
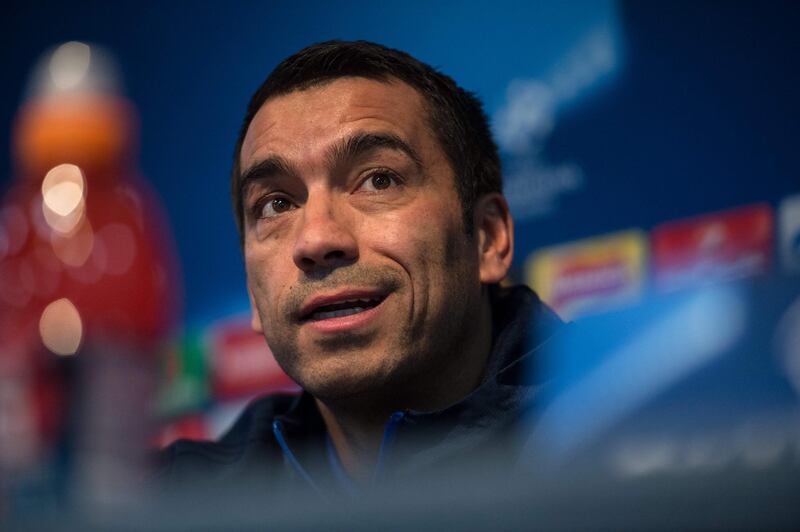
left=474, top=193, right=514, bottom=284
left=248, top=286, right=264, bottom=334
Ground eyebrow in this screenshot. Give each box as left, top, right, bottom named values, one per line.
left=238, top=155, right=298, bottom=201
left=238, top=131, right=424, bottom=200
left=327, top=131, right=424, bottom=173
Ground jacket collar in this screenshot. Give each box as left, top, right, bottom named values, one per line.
left=273, top=284, right=563, bottom=480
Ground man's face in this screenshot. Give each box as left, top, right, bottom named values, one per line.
left=239, top=78, right=486, bottom=402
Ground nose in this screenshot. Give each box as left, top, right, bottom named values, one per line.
left=292, top=195, right=358, bottom=272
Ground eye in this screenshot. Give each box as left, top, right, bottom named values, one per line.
left=358, top=170, right=400, bottom=192
left=258, top=196, right=295, bottom=218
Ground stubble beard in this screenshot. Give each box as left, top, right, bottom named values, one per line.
left=258, top=239, right=485, bottom=410
left=261, top=263, right=410, bottom=401
left=262, top=273, right=480, bottom=409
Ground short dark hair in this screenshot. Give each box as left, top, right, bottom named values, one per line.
left=231, top=40, right=501, bottom=239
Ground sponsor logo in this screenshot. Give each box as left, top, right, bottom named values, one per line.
left=651, top=203, right=773, bottom=291
left=526, top=230, right=646, bottom=319
left=493, top=29, right=618, bottom=221
left=156, top=336, right=208, bottom=416
left=779, top=195, right=800, bottom=274
left=209, top=317, right=300, bottom=400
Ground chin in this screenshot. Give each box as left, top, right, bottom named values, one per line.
left=294, top=351, right=402, bottom=403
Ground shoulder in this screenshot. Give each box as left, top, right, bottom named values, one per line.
left=152, top=393, right=300, bottom=484
left=492, top=284, right=561, bottom=324
left=490, top=284, right=564, bottom=352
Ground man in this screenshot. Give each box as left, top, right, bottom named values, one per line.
left=157, top=40, right=562, bottom=500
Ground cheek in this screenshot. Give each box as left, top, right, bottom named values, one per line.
left=365, top=208, right=467, bottom=280
left=245, top=252, right=291, bottom=318
left=253, top=215, right=295, bottom=243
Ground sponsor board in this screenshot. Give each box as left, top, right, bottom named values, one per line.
left=208, top=317, right=300, bottom=401
left=154, top=413, right=211, bottom=448
left=526, top=230, right=647, bottom=319
left=156, top=334, right=209, bottom=417
left=652, top=203, right=773, bottom=291
left=779, top=195, right=800, bottom=274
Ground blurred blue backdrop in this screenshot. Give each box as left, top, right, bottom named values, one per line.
left=2, top=0, right=798, bottom=327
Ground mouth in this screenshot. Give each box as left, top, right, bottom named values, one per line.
left=299, top=291, right=388, bottom=323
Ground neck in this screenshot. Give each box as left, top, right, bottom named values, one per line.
left=315, top=399, right=387, bottom=484
left=317, top=291, right=494, bottom=483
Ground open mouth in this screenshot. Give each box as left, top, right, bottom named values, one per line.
left=303, top=296, right=386, bottom=321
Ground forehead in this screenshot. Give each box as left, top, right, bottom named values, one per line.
left=240, top=78, right=435, bottom=169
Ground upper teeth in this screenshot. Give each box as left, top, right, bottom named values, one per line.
left=344, top=298, right=376, bottom=305
left=313, top=307, right=367, bottom=320
left=309, top=298, right=380, bottom=320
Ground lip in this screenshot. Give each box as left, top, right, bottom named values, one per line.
left=297, top=288, right=389, bottom=333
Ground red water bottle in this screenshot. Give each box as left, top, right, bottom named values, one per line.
left=0, top=41, right=181, bottom=517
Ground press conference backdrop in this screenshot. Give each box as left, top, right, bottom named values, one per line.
left=1, top=0, right=799, bottom=527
